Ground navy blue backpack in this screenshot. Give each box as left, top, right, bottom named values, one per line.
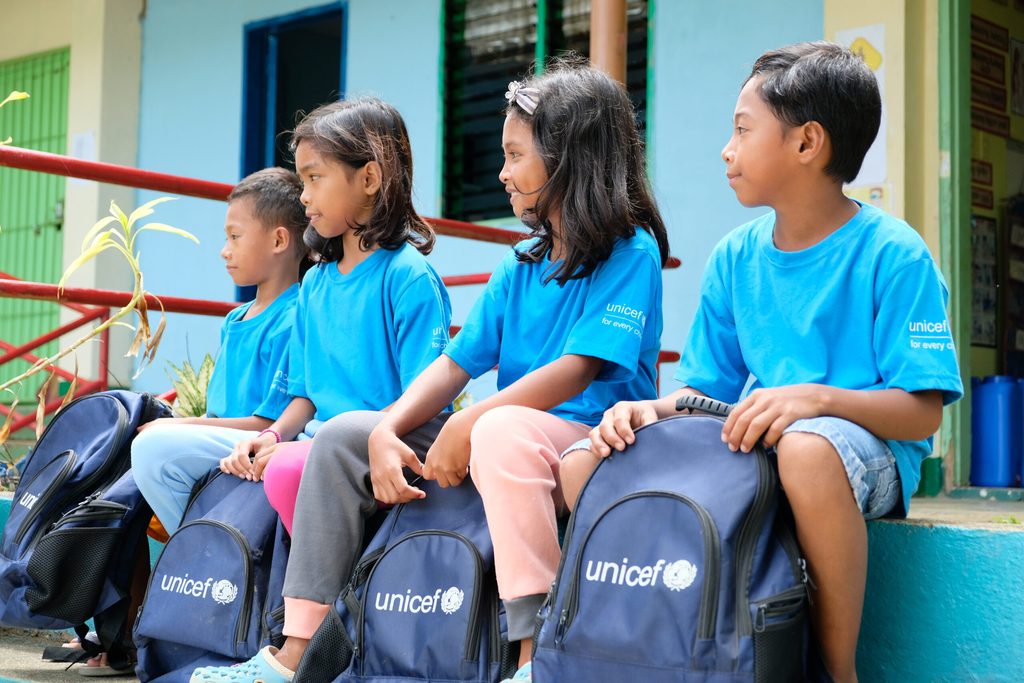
left=134, top=469, right=288, bottom=683
left=0, top=391, right=170, bottom=640
left=532, top=396, right=809, bottom=683
left=295, top=478, right=515, bottom=683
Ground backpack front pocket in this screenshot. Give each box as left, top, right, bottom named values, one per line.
left=553, top=492, right=720, bottom=668
left=354, top=530, right=486, bottom=681
left=135, top=520, right=254, bottom=658
left=3, top=450, right=77, bottom=556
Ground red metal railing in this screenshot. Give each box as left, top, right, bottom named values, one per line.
left=0, top=145, right=681, bottom=430
left=0, top=272, right=111, bottom=433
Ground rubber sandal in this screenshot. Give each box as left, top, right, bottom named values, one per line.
left=77, top=653, right=135, bottom=677
left=189, top=646, right=294, bottom=683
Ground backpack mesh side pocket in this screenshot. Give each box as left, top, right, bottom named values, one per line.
left=293, top=608, right=355, bottom=683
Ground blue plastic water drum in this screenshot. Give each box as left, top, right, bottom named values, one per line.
left=971, top=376, right=1021, bottom=488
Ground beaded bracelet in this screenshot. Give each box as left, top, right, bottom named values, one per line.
left=258, top=428, right=282, bottom=444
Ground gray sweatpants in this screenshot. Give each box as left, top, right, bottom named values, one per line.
left=282, top=410, right=449, bottom=605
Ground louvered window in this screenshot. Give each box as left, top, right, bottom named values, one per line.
left=443, top=0, right=648, bottom=223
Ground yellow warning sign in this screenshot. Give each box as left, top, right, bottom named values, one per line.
left=849, top=37, right=883, bottom=71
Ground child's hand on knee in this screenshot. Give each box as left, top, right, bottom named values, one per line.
left=252, top=443, right=283, bottom=481
left=422, top=413, right=471, bottom=488
left=590, top=400, right=659, bottom=457
left=722, top=384, right=827, bottom=453
left=368, top=427, right=425, bottom=504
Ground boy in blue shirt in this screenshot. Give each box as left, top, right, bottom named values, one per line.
left=588, top=42, right=963, bottom=682
left=131, top=167, right=307, bottom=533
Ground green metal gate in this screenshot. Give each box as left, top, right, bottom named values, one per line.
left=0, top=48, right=69, bottom=401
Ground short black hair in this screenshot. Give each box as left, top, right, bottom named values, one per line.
left=747, top=41, right=881, bottom=183
left=229, top=167, right=307, bottom=259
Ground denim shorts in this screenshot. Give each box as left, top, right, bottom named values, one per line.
left=783, top=416, right=900, bottom=520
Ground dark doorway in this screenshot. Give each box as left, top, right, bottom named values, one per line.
left=239, top=3, right=344, bottom=299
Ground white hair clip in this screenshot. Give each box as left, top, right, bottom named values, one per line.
left=505, top=81, right=540, bottom=115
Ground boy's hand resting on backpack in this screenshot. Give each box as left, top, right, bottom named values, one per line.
left=422, top=410, right=471, bottom=488
left=722, top=384, right=825, bottom=453
left=589, top=400, right=661, bottom=457
left=368, top=427, right=426, bottom=504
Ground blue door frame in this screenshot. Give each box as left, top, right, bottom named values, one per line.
left=238, top=1, right=346, bottom=301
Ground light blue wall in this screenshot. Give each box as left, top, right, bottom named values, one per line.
left=133, top=0, right=343, bottom=392
left=131, top=0, right=824, bottom=396
left=648, top=0, right=823, bottom=389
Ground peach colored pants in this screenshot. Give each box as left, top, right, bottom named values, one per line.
left=263, top=440, right=313, bottom=535
left=469, top=405, right=591, bottom=602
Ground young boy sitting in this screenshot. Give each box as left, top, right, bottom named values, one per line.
left=587, top=42, right=963, bottom=683
left=132, top=166, right=308, bottom=534
left=68, top=169, right=307, bottom=674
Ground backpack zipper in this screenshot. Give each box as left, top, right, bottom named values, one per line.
left=554, top=490, right=721, bottom=646
left=356, top=529, right=484, bottom=675
left=13, top=450, right=78, bottom=546
left=753, top=585, right=808, bottom=633
left=733, top=448, right=774, bottom=639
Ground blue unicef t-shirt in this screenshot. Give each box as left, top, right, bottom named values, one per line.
left=288, top=243, right=452, bottom=422
left=675, top=203, right=963, bottom=516
left=445, top=229, right=663, bottom=426
left=206, top=283, right=297, bottom=420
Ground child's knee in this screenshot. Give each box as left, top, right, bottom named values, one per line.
left=775, top=431, right=847, bottom=493
left=469, top=405, right=529, bottom=448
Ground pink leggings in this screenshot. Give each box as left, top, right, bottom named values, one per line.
left=469, top=405, right=590, bottom=602
left=263, top=441, right=312, bottom=535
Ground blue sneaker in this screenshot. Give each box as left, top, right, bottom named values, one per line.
left=501, top=661, right=532, bottom=682
left=189, top=647, right=294, bottom=683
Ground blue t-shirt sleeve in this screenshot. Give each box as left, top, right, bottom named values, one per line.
left=444, top=255, right=510, bottom=378
left=674, top=250, right=750, bottom=402
left=252, top=314, right=295, bottom=420
left=286, top=285, right=309, bottom=400
left=562, top=246, right=661, bottom=383
left=875, top=257, right=963, bottom=404
left=393, top=272, right=452, bottom=390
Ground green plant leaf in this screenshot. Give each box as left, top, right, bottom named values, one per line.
left=127, top=196, right=177, bottom=227
left=109, top=200, right=130, bottom=231
left=0, top=91, right=29, bottom=108
left=131, top=222, right=199, bottom=251
left=80, top=216, right=120, bottom=251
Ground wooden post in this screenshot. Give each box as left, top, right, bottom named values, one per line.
left=590, top=0, right=627, bottom=84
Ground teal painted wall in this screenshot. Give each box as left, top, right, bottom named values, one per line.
left=860, top=520, right=1024, bottom=682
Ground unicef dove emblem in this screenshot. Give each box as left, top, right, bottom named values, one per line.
left=662, top=560, right=698, bottom=591
left=440, top=587, right=464, bottom=615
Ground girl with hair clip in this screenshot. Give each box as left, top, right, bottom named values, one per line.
left=190, top=59, right=669, bottom=683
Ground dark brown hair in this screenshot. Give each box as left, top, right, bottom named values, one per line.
left=504, top=57, right=669, bottom=285
left=228, top=167, right=308, bottom=260
left=290, top=98, right=434, bottom=262
left=747, top=41, right=881, bottom=183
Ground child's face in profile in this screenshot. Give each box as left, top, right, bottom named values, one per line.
left=721, top=76, right=797, bottom=208
left=295, top=139, right=372, bottom=241
left=221, top=198, right=277, bottom=287
left=499, top=113, right=548, bottom=223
